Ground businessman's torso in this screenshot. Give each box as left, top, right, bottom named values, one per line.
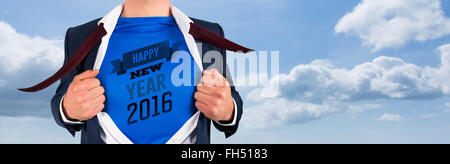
left=66, top=17, right=226, bottom=144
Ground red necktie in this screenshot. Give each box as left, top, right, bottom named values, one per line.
left=18, top=23, right=253, bottom=92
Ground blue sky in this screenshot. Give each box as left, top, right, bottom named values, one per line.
left=1, top=0, right=450, bottom=143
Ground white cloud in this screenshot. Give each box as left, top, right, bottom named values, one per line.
left=378, top=113, right=404, bottom=122
left=251, top=44, right=450, bottom=102
left=445, top=102, right=450, bottom=108
left=443, top=102, right=450, bottom=113
left=421, top=113, right=438, bottom=119
left=244, top=44, right=450, bottom=129
left=242, top=99, right=346, bottom=130
left=335, top=0, right=450, bottom=51
left=348, top=104, right=383, bottom=114
left=0, top=21, right=64, bottom=117
left=0, top=21, right=63, bottom=73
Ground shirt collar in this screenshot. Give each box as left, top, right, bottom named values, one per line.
left=98, top=4, right=194, bottom=35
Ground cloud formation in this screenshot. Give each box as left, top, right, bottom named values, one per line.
left=378, top=113, right=404, bottom=122
left=0, top=21, right=62, bottom=73
left=421, top=113, right=438, bottom=119
left=335, top=0, right=450, bottom=51
left=244, top=44, right=450, bottom=129
left=0, top=21, right=63, bottom=117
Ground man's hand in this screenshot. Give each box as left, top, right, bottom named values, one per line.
left=62, top=70, right=105, bottom=121
left=194, top=69, right=234, bottom=122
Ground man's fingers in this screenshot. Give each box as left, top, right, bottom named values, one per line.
left=74, top=70, right=92, bottom=81
left=93, top=95, right=106, bottom=104
left=86, top=70, right=100, bottom=79
left=202, top=75, right=224, bottom=87
left=93, top=103, right=105, bottom=113
left=89, top=97, right=105, bottom=111
left=194, top=91, right=214, bottom=104
left=201, top=69, right=229, bottom=87
left=74, top=70, right=99, bottom=81
left=195, top=101, right=209, bottom=113
left=86, top=87, right=105, bottom=100
left=84, top=78, right=101, bottom=89
left=74, top=78, right=101, bottom=92
left=202, top=69, right=220, bottom=81
left=197, top=83, right=215, bottom=95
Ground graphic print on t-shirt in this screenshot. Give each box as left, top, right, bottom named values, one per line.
left=110, top=40, right=179, bottom=76
left=96, top=17, right=200, bottom=144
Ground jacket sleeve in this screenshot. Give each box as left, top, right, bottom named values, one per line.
left=50, top=27, right=82, bottom=136
left=211, top=23, right=244, bottom=138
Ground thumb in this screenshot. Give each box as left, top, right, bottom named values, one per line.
left=74, top=70, right=99, bottom=81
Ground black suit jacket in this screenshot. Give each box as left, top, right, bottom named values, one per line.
left=50, top=18, right=243, bottom=144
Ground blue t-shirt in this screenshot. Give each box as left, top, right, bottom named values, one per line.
left=97, top=17, right=200, bottom=144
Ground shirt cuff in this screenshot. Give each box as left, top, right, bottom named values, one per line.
left=60, top=94, right=85, bottom=125
left=214, top=98, right=238, bottom=127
